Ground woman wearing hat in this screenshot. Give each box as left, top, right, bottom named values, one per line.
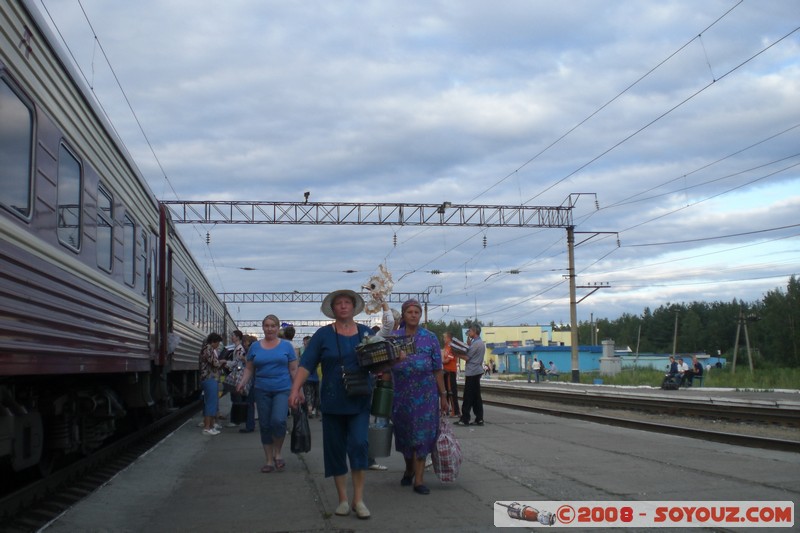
left=390, top=299, right=448, bottom=495
left=288, top=289, right=386, bottom=520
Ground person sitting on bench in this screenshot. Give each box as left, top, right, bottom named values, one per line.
left=682, top=355, right=704, bottom=387
left=661, top=356, right=680, bottom=388
left=547, top=361, right=559, bottom=379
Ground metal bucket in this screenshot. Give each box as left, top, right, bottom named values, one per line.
left=368, top=423, right=393, bottom=458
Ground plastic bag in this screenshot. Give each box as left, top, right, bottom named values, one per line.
left=291, top=405, right=311, bottom=453
left=431, top=416, right=462, bottom=482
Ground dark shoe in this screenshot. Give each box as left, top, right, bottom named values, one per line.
left=453, top=419, right=469, bottom=426
left=239, top=429, right=254, bottom=433
left=400, top=473, right=414, bottom=486
left=413, top=484, right=431, bottom=495
left=474, top=420, right=484, bottom=426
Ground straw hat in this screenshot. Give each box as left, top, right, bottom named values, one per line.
left=321, top=289, right=365, bottom=319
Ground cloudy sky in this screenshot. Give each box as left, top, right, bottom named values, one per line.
left=35, top=0, right=799, bottom=333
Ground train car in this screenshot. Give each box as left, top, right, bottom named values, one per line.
left=0, top=0, right=233, bottom=474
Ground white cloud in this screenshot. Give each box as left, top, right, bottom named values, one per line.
left=38, top=0, right=800, bottom=328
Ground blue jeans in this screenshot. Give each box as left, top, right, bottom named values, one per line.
left=254, top=388, right=290, bottom=445
left=201, top=378, right=219, bottom=417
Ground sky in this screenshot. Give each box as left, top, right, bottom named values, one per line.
left=33, top=0, right=800, bottom=335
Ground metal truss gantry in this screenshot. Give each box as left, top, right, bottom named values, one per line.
left=164, top=197, right=605, bottom=382
left=236, top=319, right=373, bottom=330
left=161, top=201, right=573, bottom=228
left=218, top=292, right=429, bottom=305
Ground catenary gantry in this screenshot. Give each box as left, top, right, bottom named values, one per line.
left=163, top=197, right=603, bottom=382
left=161, top=200, right=573, bottom=228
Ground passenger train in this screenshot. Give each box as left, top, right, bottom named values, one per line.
left=0, top=0, right=235, bottom=474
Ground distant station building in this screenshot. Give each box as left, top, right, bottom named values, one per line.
left=476, top=325, right=716, bottom=374
left=476, top=325, right=588, bottom=374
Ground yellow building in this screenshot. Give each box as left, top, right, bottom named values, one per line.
left=479, top=325, right=570, bottom=372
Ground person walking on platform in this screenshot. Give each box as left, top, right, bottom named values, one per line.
left=455, top=324, right=485, bottom=427
left=442, top=332, right=460, bottom=418
left=390, top=299, right=448, bottom=495
left=288, top=289, right=375, bottom=520
left=199, top=333, right=225, bottom=435
left=238, top=315, right=298, bottom=473
left=238, top=335, right=257, bottom=433
left=226, top=330, right=247, bottom=428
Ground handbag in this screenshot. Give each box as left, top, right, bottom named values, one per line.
left=223, top=362, right=251, bottom=396
left=431, top=416, right=462, bottom=482
left=290, top=405, right=311, bottom=453
left=342, top=369, right=371, bottom=397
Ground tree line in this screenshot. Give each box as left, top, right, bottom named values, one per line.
left=423, top=276, right=799, bottom=369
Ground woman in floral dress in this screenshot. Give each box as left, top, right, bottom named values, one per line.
left=390, top=299, right=448, bottom=495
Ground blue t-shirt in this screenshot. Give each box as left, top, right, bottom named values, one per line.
left=300, top=347, right=319, bottom=382
left=300, top=323, right=372, bottom=415
left=247, top=339, right=297, bottom=392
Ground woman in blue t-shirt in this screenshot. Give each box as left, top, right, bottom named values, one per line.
left=238, top=314, right=298, bottom=473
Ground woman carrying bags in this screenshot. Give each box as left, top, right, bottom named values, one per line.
left=288, top=288, right=393, bottom=520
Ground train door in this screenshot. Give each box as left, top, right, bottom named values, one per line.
left=146, top=229, right=158, bottom=359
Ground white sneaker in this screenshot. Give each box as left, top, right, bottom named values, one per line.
left=353, top=501, right=371, bottom=519
left=202, top=428, right=220, bottom=436
left=213, top=423, right=222, bottom=430
left=368, top=463, right=388, bottom=471
left=225, top=422, right=239, bottom=428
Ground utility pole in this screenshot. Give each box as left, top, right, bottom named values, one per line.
left=567, top=226, right=579, bottom=383
left=671, top=309, right=679, bottom=358
left=732, top=309, right=755, bottom=374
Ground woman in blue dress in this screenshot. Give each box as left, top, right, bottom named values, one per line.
left=391, top=299, right=448, bottom=495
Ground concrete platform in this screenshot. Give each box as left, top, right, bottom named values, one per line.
left=43, top=392, right=799, bottom=533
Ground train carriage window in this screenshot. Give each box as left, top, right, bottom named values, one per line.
left=0, top=76, right=34, bottom=219
left=57, top=144, right=83, bottom=250
left=97, top=184, right=113, bottom=271
left=123, top=215, right=136, bottom=286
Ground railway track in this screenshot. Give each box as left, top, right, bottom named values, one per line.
left=478, top=381, right=800, bottom=453
left=0, top=400, right=201, bottom=533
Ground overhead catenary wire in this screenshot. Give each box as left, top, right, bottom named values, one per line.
left=396, top=5, right=799, bottom=318
left=466, top=0, right=746, bottom=205
left=37, top=1, right=798, bottom=325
